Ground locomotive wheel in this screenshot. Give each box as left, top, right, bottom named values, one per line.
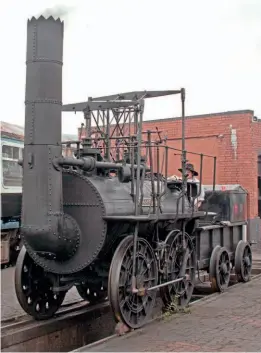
left=235, top=240, right=252, bottom=282
left=209, top=245, right=221, bottom=290
left=108, top=235, right=158, bottom=329
left=160, top=231, right=196, bottom=308
left=209, top=246, right=230, bottom=292
left=15, top=246, right=66, bottom=320
left=76, top=282, right=107, bottom=304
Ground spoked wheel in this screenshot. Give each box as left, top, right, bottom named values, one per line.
left=15, top=246, right=66, bottom=320
left=160, top=231, right=196, bottom=308
left=76, top=282, right=107, bottom=304
left=209, top=246, right=230, bottom=292
left=235, top=240, right=252, bottom=282
left=108, top=236, right=158, bottom=329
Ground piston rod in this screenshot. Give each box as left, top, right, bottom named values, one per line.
left=147, top=276, right=186, bottom=291
left=134, top=276, right=186, bottom=295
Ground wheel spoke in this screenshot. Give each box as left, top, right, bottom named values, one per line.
left=143, top=277, right=156, bottom=282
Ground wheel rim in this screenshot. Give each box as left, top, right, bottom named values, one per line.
left=235, top=241, right=252, bottom=282
left=109, top=236, right=158, bottom=329
left=215, top=247, right=231, bottom=292
left=160, top=231, right=196, bottom=307
left=242, top=246, right=252, bottom=278
left=15, top=246, right=65, bottom=320
left=209, top=245, right=221, bottom=291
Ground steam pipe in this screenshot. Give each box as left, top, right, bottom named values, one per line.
left=56, top=156, right=150, bottom=172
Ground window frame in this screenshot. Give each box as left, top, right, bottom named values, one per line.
left=1, top=139, right=24, bottom=189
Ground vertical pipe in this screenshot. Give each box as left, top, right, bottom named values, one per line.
left=181, top=88, right=186, bottom=214
left=243, top=224, right=247, bottom=242
left=134, top=103, right=143, bottom=216
left=115, top=110, right=120, bottom=161
left=131, top=101, right=144, bottom=291
left=22, top=16, right=65, bottom=255
left=156, top=144, right=160, bottom=217
left=199, top=154, right=203, bottom=193
left=213, top=156, right=217, bottom=192
left=130, top=136, right=135, bottom=200
left=148, top=131, right=156, bottom=213
left=84, top=110, right=91, bottom=137
left=180, top=88, right=186, bottom=239
left=164, top=146, right=169, bottom=193
left=106, top=109, right=110, bottom=160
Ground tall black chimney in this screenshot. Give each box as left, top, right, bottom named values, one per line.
left=22, top=16, right=78, bottom=261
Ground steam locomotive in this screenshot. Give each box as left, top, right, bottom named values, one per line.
left=14, top=16, right=253, bottom=329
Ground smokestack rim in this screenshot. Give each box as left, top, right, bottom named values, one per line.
left=28, top=15, right=64, bottom=23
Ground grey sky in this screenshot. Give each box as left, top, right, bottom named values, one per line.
left=1, top=0, right=261, bottom=134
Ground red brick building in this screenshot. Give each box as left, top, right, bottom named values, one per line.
left=142, top=111, right=260, bottom=211
left=145, top=110, right=261, bottom=245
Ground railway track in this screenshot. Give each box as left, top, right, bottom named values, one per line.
left=1, top=299, right=114, bottom=352
left=2, top=263, right=261, bottom=353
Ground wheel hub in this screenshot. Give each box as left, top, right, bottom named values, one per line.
left=220, top=262, right=228, bottom=274
left=244, top=256, right=251, bottom=267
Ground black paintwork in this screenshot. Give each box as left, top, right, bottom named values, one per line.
left=21, top=16, right=79, bottom=264
left=1, top=193, right=22, bottom=219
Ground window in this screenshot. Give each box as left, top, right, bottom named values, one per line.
left=13, top=147, right=19, bottom=160
left=2, top=145, right=13, bottom=159
left=2, top=144, right=23, bottom=187
left=2, top=160, right=22, bottom=187
left=2, top=145, right=20, bottom=160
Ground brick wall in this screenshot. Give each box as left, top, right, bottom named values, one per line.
left=142, top=110, right=261, bottom=219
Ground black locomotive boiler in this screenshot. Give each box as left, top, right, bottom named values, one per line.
left=15, top=15, right=253, bottom=328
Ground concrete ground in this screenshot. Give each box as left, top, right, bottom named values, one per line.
left=81, top=276, right=261, bottom=352
left=253, top=250, right=261, bottom=261
left=1, top=266, right=81, bottom=320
